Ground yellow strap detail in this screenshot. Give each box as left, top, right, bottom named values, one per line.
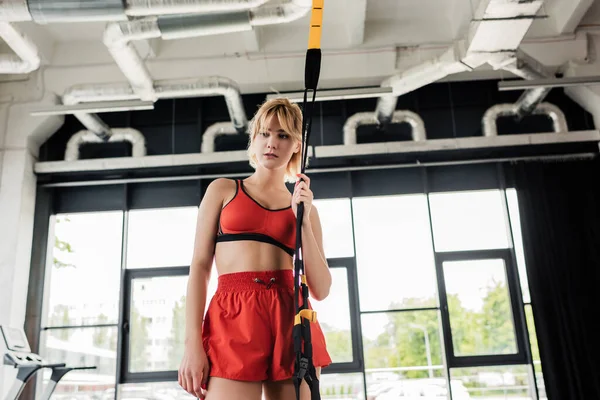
left=294, top=309, right=318, bottom=325
left=301, top=274, right=307, bottom=285
left=308, top=0, right=324, bottom=49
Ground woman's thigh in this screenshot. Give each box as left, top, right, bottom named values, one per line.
left=262, top=368, right=321, bottom=400
left=205, top=377, right=263, bottom=400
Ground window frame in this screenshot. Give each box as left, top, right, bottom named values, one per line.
left=119, top=265, right=189, bottom=384
left=435, top=248, right=530, bottom=368
left=321, top=257, right=364, bottom=374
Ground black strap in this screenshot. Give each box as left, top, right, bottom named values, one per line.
left=293, top=2, right=323, bottom=399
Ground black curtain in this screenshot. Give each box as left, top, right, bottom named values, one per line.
left=511, top=158, right=600, bottom=400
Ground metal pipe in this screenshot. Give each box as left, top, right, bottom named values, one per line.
left=64, top=128, right=146, bottom=161
left=482, top=102, right=568, bottom=137
left=125, top=0, right=270, bottom=16
left=0, top=21, right=40, bottom=74
left=63, top=76, right=248, bottom=134
left=343, top=110, right=426, bottom=145
left=201, top=122, right=238, bottom=153
left=0, top=0, right=271, bottom=22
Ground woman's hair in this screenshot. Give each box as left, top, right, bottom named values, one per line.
left=247, top=97, right=304, bottom=182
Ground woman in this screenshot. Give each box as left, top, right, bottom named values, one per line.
left=178, top=97, right=332, bottom=400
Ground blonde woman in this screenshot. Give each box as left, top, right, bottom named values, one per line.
left=178, top=98, right=332, bottom=400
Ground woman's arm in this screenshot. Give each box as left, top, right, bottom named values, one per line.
left=184, top=178, right=228, bottom=346
left=301, top=205, right=332, bottom=301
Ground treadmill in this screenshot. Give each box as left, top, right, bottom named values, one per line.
left=1, top=325, right=96, bottom=400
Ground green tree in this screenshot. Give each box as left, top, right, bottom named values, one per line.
left=49, top=305, right=73, bottom=341
left=320, top=322, right=352, bottom=363
left=130, top=307, right=150, bottom=372
left=92, top=313, right=118, bottom=350
left=169, top=296, right=186, bottom=369
left=481, top=280, right=517, bottom=354
left=53, top=216, right=75, bottom=269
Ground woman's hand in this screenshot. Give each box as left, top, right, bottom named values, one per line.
left=292, top=173, right=314, bottom=225
left=178, top=343, right=210, bottom=399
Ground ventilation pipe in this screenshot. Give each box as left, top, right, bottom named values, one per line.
left=343, top=110, right=426, bottom=145
left=375, top=0, right=544, bottom=125
left=502, top=59, right=554, bottom=120
left=103, top=0, right=310, bottom=101
left=0, top=0, right=270, bottom=22
left=62, top=84, right=137, bottom=140
left=201, top=122, right=238, bottom=153
left=62, top=76, right=248, bottom=137
left=65, top=128, right=146, bottom=161
left=482, top=103, right=568, bottom=137
left=0, top=21, right=40, bottom=73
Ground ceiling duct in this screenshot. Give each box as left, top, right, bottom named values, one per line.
left=502, top=56, right=555, bottom=120
left=201, top=122, right=238, bottom=153
left=375, top=0, right=544, bottom=125
left=62, top=76, right=248, bottom=138
left=103, top=0, right=310, bottom=101
left=482, top=102, right=568, bottom=137
left=0, top=0, right=270, bottom=22
left=65, top=128, right=146, bottom=161
left=73, top=0, right=308, bottom=142
left=343, top=110, right=426, bottom=145
left=0, top=21, right=40, bottom=74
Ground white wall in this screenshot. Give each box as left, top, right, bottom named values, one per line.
left=0, top=89, right=63, bottom=397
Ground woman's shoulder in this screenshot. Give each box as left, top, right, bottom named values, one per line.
left=204, top=178, right=239, bottom=204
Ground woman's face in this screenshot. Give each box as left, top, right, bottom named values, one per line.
left=251, top=115, right=299, bottom=172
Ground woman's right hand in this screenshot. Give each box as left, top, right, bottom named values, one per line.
left=178, top=343, right=210, bottom=399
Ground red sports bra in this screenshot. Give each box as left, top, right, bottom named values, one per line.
left=215, top=179, right=297, bottom=256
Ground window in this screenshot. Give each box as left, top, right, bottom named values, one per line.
left=352, top=195, right=438, bottom=312
left=441, top=258, right=518, bottom=357
left=123, top=269, right=189, bottom=380
left=429, top=190, right=530, bottom=371
left=429, top=190, right=510, bottom=252
left=313, top=198, right=355, bottom=258
left=39, top=211, right=123, bottom=398
left=126, top=207, right=198, bottom=269
left=311, top=267, right=353, bottom=364
left=44, top=212, right=123, bottom=326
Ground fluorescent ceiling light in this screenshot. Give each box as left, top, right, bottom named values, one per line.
left=498, top=76, right=600, bottom=91
left=30, top=100, right=155, bottom=116
left=266, top=86, right=393, bottom=102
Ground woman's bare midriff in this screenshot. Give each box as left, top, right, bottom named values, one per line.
left=214, top=241, right=294, bottom=275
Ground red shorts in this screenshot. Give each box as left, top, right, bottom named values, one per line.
left=202, top=269, right=332, bottom=382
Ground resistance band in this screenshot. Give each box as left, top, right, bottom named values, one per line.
left=293, top=1, right=323, bottom=400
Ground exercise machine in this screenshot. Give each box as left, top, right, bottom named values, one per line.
left=1, top=325, right=96, bottom=400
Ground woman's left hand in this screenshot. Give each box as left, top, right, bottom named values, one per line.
left=292, top=173, right=313, bottom=225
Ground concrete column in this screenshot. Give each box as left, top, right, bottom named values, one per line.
left=0, top=95, right=63, bottom=398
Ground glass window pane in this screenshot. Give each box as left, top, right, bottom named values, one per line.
left=117, top=382, right=195, bottom=400
left=450, top=365, right=537, bottom=400
left=429, top=190, right=510, bottom=252
left=525, top=304, right=546, bottom=399
left=352, top=195, right=438, bottom=311
left=127, top=207, right=197, bottom=269
left=128, top=275, right=188, bottom=373
left=39, top=327, right=117, bottom=399
left=320, top=373, right=365, bottom=400
left=506, top=188, right=531, bottom=303
left=362, top=310, right=444, bottom=379
left=310, top=268, right=353, bottom=363
left=443, top=259, right=518, bottom=357
left=45, top=212, right=123, bottom=326
left=313, top=198, right=354, bottom=258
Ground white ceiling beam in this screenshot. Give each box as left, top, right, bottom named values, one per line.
left=242, top=30, right=260, bottom=52
left=547, top=0, right=594, bottom=34
left=343, top=0, right=366, bottom=46
left=564, top=34, right=600, bottom=128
